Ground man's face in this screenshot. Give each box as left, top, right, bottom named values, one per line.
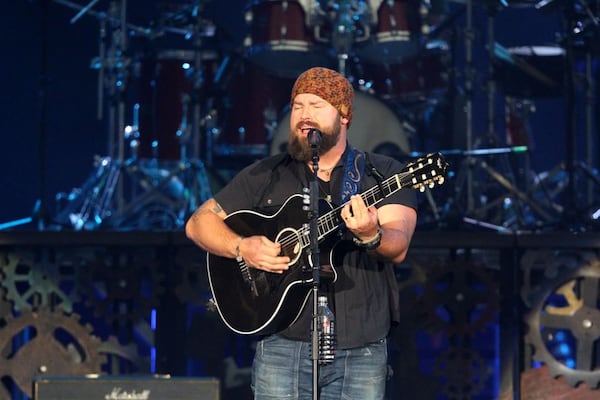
left=287, top=93, right=343, bottom=162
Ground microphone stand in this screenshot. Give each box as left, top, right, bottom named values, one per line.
left=308, top=129, right=322, bottom=400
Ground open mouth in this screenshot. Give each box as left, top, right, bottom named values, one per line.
left=299, top=126, right=318, bottom=136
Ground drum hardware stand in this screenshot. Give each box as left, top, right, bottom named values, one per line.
left=438, top=0, right=494, bottom=222
left=485, top=3, right=503, bottom=148
left=331, top=0, right=356, bottom=75
left=183, top=16, right=217, bottom=203
left=207, top=54, right=238, bottom=167
left=36, top=0, right=52, bottom=230
left=484, top=2, right=540, bottom=228
left=547, top=0, right=600, bottom=229
left=78, top=0, right=132, bottom=213
left=313, top=0, right=370, bottom=76
left=450, top=0, right=492, bottom=215
left=458, top=0, right=475, bottom=212
left=446, top=1, right=548, bottom=232
left=51, top=0, right=216, bottom=230
left=102, top=68, right=213, bottom=229
left=466, top=0, right=516, bottom=213
left=54, top=0, right=141, bottom=162
left=492, top=40, right=579, bottom=229
left=188, top=6, right=208, bottom=162
left=440, top=146, right=561, bottom=231
left=263, top=101, right=279, bottom=150
left=54, top=109, right=213, bottom=230
left=174, top=92, right=214, bottom=213
left=200, top=102, right=219, bottom=168
left=579, top=0, right=600, bottom=207
left=0, top=0, right=53, bottom=231
left=504, top=96, right=536, bottom=191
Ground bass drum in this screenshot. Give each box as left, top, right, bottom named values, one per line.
left=270, top=91, right=410, bottom=158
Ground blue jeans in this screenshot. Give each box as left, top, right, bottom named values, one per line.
left=252, top=335, right=388, bottom=400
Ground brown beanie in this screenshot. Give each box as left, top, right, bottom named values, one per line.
left=290, top=67, right=354, bottom=124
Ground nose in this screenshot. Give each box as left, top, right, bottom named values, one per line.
left=299, top=106, right=314, bottom=120
left=299, top=111, right=309, bottom=121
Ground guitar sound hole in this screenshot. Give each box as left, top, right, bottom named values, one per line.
left=277, top=228, right=301, bottom=264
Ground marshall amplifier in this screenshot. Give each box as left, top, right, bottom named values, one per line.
left=33, top=375, right=220, bottom=400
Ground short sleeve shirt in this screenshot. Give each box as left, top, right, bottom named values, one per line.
left=214, top=147, right=417, bottom=348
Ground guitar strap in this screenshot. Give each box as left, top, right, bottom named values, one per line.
left=339, top=146, right=365, bottom=204
left=364, top=151, right=385, bottom=196
left=255, top=146, right=367, bottom=207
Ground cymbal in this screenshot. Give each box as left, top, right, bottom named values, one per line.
left=53, top=0, right=153, bottom=36
left=494, top=43, right=565, bottom=98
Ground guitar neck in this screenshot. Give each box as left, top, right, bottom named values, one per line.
left=298, top=152, right=446, bottom=249
left=320, top=174, right=403, bottom=238
left=295, top=174, right=404, bottom=248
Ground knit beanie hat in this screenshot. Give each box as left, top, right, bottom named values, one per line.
left=290, top=67, right=354, bottom=124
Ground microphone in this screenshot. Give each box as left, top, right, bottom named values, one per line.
left=308, top=128, right=322, bottom=148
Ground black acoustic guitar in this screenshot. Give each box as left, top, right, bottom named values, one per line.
left=206, top=153, right=448, bottom=335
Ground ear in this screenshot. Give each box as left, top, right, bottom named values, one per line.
left=341, top=116, right=349, bottom=126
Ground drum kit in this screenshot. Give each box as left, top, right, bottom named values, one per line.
left=50, top=0, right=600, bottom=231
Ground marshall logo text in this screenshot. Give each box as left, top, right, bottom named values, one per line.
left=104, top=387, right=151, bottom=400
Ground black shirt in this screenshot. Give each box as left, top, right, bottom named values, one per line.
left=214, top=146, right=417, bottom=348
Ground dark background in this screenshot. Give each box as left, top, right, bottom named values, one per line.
left=0, top=0, right=594, bottom=228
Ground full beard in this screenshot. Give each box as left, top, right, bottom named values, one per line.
left=287, top=118, right=342, bottom=162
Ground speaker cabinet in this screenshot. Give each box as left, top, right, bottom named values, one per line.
left=33, top=375, right=220, bottom=400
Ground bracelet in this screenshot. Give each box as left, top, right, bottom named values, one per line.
left=235, top=237, right=244, bottom=262
left=352, top=226, right=383, bottom=251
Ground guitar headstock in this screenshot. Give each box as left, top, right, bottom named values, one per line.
left=405, top=152, right=449, bottom=192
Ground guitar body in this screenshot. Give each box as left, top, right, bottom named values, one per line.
left=207, top=195, right=338, bottom=335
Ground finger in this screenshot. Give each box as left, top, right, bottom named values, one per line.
left=261, top=236, right=281, bottom=248
left=267, top=254, right=290, bottom=265
left=262, top=260, right=289, bottom=274
left=350, top=195, right=365, bottom=218
left=342, top=203, right=350, bottom=216
left=257, top=238, right=282, bottom=256
left=367, top=206, right=378, bottom=220
left=342, top=211, right=353, bottom=225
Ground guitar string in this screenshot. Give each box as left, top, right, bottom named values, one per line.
left=279, top=153, right=442, bottom=250
left=277, top=171, right=413, bottom=253
left=281, top=155, right=442, bottom=257
left=248, top=157, right=439, bottom=264
left=304, top=164, right=438, bottom=241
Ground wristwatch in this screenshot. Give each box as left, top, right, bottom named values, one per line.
left=352, top=226, right=383, bottom=251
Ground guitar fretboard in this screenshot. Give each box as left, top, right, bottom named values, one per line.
left=296, top=153, right=445, bottom=249
left=297, top=172, right=410, bottom=247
